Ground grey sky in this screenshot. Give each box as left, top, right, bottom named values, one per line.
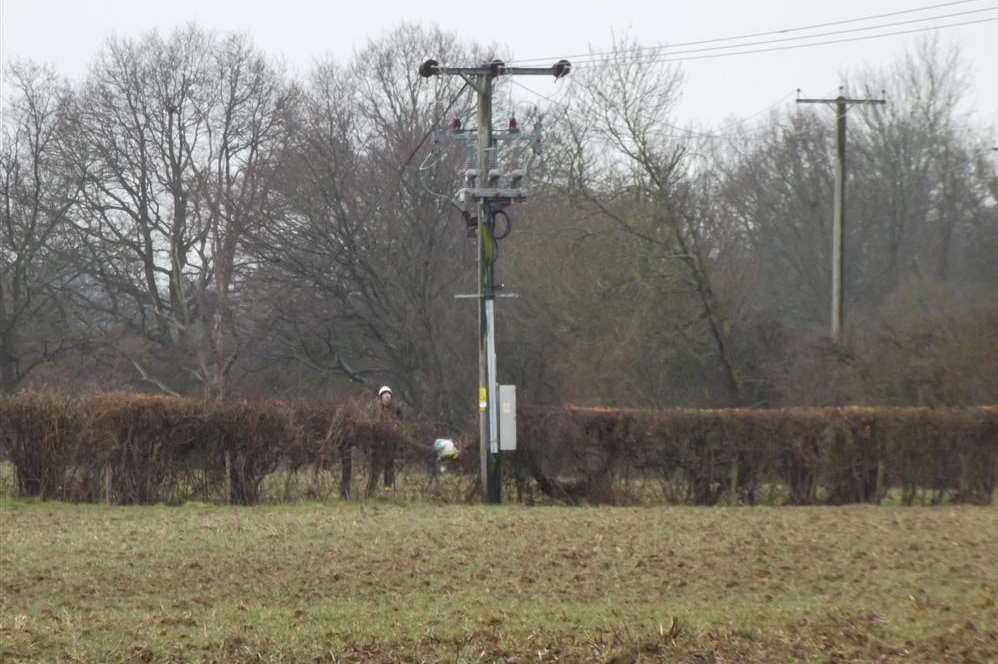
left=2, top=0, right=996, bottom=132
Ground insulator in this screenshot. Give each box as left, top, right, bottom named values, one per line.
left=418, top=59, right=440, bottom=78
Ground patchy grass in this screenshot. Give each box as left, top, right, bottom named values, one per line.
left=0, top=462, right=15, bottom=500
left=1, top=501, right=996, bottom=662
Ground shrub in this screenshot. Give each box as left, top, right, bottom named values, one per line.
left=1, top=394, right=993, bottom=505
left=515, top=405, right=997, bottom=505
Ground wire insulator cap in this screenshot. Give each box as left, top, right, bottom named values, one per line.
left=552, top=59, right=571, bottom=79
left=419, top=59, right=440, bottom=78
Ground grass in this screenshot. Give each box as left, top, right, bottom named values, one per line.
left=1, top=499, right=996, bottom=662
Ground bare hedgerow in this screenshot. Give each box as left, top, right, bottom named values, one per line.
left=1, top=394, right=993, bottom=505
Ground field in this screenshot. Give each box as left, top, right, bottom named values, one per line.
left=1, top=499, right=996, bottom=663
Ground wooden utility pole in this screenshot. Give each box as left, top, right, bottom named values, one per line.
left=475, top=71, right=499, bottom=504
left=797, top=88, right=885, bottom=340
left=419, top=58, right=570, bottom=503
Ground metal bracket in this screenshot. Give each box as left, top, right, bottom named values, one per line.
left=454, top=293, right=521, bottom=300
left=432, top=127, right=540, bottom=149
left=461, top=187, right=527, bottom=202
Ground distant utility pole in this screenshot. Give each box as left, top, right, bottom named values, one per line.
left=797, top=87, right=885, bottom=341
left=419, top=57, right=570, bottom=503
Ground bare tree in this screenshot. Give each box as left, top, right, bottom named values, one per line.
left=4, top=24, right=993, bottom=412
left=62, top=27, right=293, bottom=398
left=184, top=33, right=297, bottom=398
left=851, top=37, right=975, bottom=294
left=557, top=41, right=743, bottom=403
left=0, top=61, right=81, bottom=391
left=719, top=110, right=835, bottom=326
left=249, top=24, right=483, bottom=422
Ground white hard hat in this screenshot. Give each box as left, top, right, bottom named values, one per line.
left=378, top=386, right=393, bottom=396
left=433, top=438, right=459, bottom=460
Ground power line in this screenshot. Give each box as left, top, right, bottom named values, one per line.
left=645, top=94, right=800, bottom=141
left=510, top=79, right=569, bottom=109
left=573, top=16, right=998, bottom=68
left=565, top=6, right=997, bottom=67
left=741, top=90, right=801, bottom=122
left=701, top=87, right=845, bottom=140
left=510, top=0, right=983, bottom=64
left=400, top=82, right=470, bottom=174
left=511, top=79, right=803, bottom=141
left=660, top=89, right=801, bottom=139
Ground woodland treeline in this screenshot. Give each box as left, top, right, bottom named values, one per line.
left=2, top=24, right=996, bottom=429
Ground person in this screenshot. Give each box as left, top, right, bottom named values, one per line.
left=431, top=438, right=461, bottom=478
left=366, top=385, right=402, bottom=495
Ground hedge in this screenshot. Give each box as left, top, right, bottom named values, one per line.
left=1, top=394, right=994, bottom=505
left=515, top=405, right=998, bottom=505
left=0, top=393, right=415, bottom=505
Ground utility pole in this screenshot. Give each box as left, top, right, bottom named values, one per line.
left=797, top=88, right=885, bottom=340
left=419, top=58, right=570, bottom=503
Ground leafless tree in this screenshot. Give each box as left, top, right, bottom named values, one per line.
left=850, top=37, right=979, bottom=294
left=0, top=61, right=82, bottom=391
left=249, top=25, right=482, bottom=422
left=556, top=40, right=743, bottom=403
left=719, top=110, right=835, bottom=326
left=61, top=27, right=293, bottom=398
left=3, top=24, right=994, bottom=411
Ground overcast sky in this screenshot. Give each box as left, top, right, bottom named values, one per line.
left=2, top=0, right=996, bottom=133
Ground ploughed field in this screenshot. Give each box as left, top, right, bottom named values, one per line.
left=1, top=501, right=996, bottom=663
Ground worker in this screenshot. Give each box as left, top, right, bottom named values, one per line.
left=366, top=385, right=402, bottom=495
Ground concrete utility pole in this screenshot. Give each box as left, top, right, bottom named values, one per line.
left=419, top=58, right=570, bottom=503
left=797, top=88, right=885, bottom=340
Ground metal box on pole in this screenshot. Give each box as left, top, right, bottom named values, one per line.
left=499, top=384, right=516, bottom=451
